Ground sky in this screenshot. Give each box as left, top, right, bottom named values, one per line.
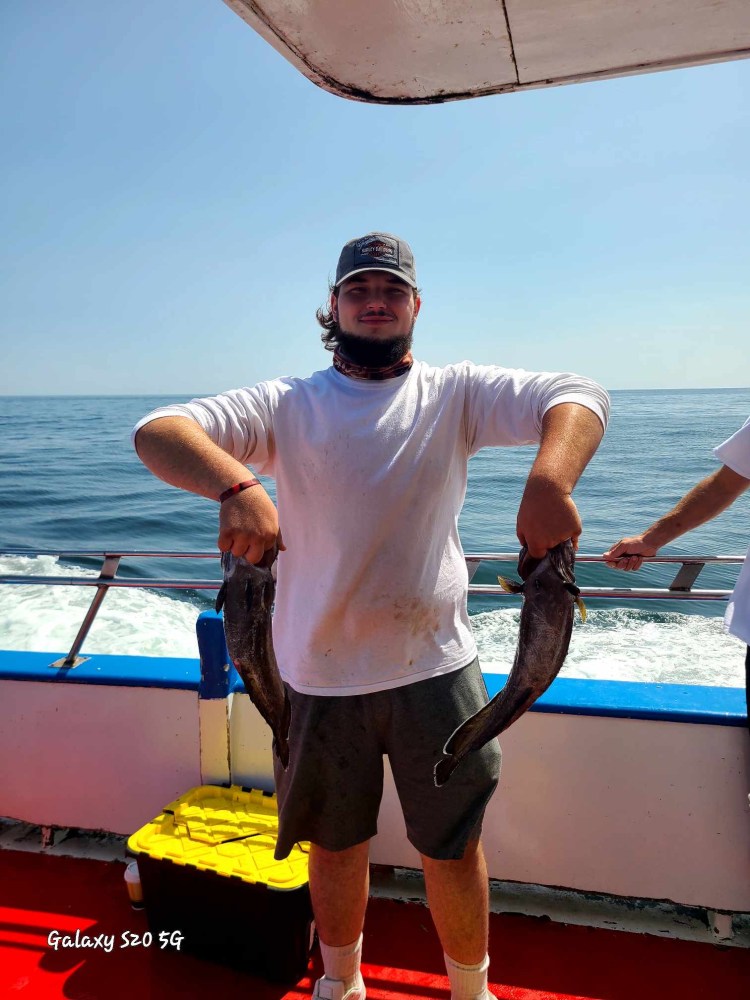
left=1, top=1, right=749, bottom=395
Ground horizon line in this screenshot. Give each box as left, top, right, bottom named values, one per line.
left=1, top=385, right=750, bottom=399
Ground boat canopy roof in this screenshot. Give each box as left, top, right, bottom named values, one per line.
left=222, top=0, right=750, bottom=104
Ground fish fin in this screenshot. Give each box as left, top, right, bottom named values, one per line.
left=281, top=690, right=291, bottom=743
left=433, top=756, right=459, bottom=787
left=244, top=579, right=256, bottom=609
left=275, top=735, right=290, bottom=770
left=215, top=581, right=227, bottom=614
left=498, top=576, right=524, bottom=594
left=576, top=597, right=587, bottom=623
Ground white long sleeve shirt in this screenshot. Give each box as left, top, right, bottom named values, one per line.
left=134, top=361, right=610, bottom=694
left=713, top=417, right=750, bottom=646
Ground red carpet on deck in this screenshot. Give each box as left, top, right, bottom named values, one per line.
left=1, top=851, right=748, bottom=999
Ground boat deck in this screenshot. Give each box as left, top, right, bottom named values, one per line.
left=2, top=849, right=749, bottom=999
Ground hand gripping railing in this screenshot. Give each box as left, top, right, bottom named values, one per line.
left=0, top=549, right=744, bottom=669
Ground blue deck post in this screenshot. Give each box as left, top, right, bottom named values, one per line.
left=196, top=610, right=232, bottom=700
left=195, top=610, right=237, bottom=786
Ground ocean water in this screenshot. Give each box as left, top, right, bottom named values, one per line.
left=0, top=388, right=748, bottom=686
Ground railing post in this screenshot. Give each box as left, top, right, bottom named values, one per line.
left=668, top=561, right=705, bottom=592
left=50, top=555, right=121, bottom=669
left=466, top=558, right=482, bottom=583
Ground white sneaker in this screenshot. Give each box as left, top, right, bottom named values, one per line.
left=312, top=972, right=366, bottom=1000
left=452, top=993, right=496, bottom=1000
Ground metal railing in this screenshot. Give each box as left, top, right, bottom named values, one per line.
left=0, top=549, right=224, bottom=669
left=464, top=553, right=744, bottom=600
left=0, top=548, right=744, bottom=670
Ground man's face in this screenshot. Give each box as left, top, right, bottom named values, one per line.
left=332, top=271, right=421, bottom=340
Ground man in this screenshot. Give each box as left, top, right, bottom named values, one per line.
left=133, top=232, right=609, bottom=1000
left=604, top=416, right=750, bottom=725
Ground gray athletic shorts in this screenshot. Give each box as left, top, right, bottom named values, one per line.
left=272, top=657, right=501, bottom=861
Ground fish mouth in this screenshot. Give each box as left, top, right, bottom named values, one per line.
left=517, top=546, right=539, bottom=580
left=220, top=548, right=278, bottom=574
left=518, top=541, right=579, bottom=593
left=548, top=540, right=578, bottom=590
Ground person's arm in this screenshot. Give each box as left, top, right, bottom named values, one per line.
left=516, top=402, right=605, bottom=558
left=603, top=465, right=750, bottom=571
left=134, top=415, right=283, bottom=563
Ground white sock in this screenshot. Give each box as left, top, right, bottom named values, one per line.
left=319, top=933, right=363, bottom=984
left=444, top=952, right=491, bottom=1000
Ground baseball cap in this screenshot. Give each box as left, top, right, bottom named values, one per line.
left=335, top=232, right=417, bottom=288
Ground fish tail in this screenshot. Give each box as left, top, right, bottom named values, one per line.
left=433, top=755, right=459, bottom=787
left=498, top=576, right=524, bottom=594
left=443, top=701, right=494, bottom=757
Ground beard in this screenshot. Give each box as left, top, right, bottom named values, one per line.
left=335, top=324, right=414, bottom=368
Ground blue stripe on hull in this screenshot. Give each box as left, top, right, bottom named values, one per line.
left=0, top=607, right=745, bottom=727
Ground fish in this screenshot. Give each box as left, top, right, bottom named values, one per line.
left=215, top=548, right=291, bottom=769
left=434, top=539, right=585, bottom=787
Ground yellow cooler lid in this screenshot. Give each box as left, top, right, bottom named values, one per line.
left=127, top=785, right=309, bottom=890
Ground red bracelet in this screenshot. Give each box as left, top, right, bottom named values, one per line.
left=219, top=479, right=261, bottom=503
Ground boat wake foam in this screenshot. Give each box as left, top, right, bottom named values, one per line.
left=471, top=606, right=745, bottom=687
left=0, top=555, right=201, bottom=658
left=1, top=556, right=744, bottom=685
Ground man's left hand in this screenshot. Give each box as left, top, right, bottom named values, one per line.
left=516, top=476, right=582, bottom=558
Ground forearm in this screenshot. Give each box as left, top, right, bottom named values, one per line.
left=516, top=403, right=604, bottom=555
left=528, top=402, right=605, bottom=493
left=642, top=466, right=750, bottom=548
left=134, top=416, right=253, bottom=501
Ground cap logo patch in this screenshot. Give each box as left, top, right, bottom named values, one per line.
left=354, top=237, right=398, bottom=267
left=335, top=232, right=415, bottom=287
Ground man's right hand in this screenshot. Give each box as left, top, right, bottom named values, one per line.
left=133, top=416, right=285, bottom=563
left=217, top=484, right=285, bottom=563
left=603, top=535, right=657, bottom=572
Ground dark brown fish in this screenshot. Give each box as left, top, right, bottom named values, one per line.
left=434, top=540, right=585, bottom=786
left=216, top=549, right=290, bottom=769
